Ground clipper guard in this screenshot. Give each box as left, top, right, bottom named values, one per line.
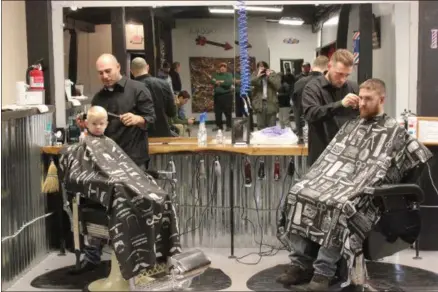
left=130, top=249, right=211, bottom=291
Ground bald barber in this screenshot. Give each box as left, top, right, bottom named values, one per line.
left=91, top=54, right=155, bottom=169
left=131, top=57, right=176, bottom=137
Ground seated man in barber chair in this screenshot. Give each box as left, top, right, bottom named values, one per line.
left=276, top=78, right=433, bottom=291
left=59, top=106, right=210, bottom=291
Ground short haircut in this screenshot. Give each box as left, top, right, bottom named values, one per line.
left=313, top=56, right=329, bottom=69
left=172, top=62, right=180, bottom=70
left=359, top=78, right=386, bottom=96
left=131, top=57, right=147, bottom=72
left=87, top=105, right=108, bottom=120
left=330, top=49, right=354, bottom=67
left=178, top=90, right=190, bottom=99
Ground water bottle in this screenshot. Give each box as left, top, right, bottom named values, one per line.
left=197, top=112, right=207, bottom=147
left=216, top=129, right=224, bottom=145
left=45, top=122, right=55, bottom=146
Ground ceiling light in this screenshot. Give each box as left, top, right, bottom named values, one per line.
left=240, top=6, right=283, bottom=12
left=70, top=5, right=78, bottom=11
left=209, top=8, right=234, bottom=14
left=324, top=15, right=339, bottom=26
left=279, top=18, right=304, bottom=26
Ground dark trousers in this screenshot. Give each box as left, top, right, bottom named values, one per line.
left=83, top=160, right=149, bottom=264
left=235, top=92, right=245, bottom=118
left=214, top=93, right=233, bottom=129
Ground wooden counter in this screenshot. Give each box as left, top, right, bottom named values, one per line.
left=41, top=137, right=308, bottom=156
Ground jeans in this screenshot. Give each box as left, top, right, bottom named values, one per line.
left=278, top=107, right=291, bottom=129
left=288, top=233, right=342, bottom=278
left=83, top=161, right=149, bottom=264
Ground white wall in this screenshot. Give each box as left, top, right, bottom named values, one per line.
left=1, top=1, right=28, bottom=106
left=321, top=15, right=339, bottom=47
left=172, top=18, right=317, bottom=117
left=266, top=23, right=317, bottom=72
left=64, top=24, right=112, bottom=97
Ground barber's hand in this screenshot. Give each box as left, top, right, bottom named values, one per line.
left=188, top=118, right=195, bottom=125
left=342, top=93, right=360, bottom=108
left=120, top=113, right=144, bottom=126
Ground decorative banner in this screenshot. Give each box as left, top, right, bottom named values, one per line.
left=353, top=31, right=360, bottom=65
left=431, top=29, right=438, bottom=49
left=195, top=35, right=233, bottom=51
left=283, top=38, right=300, bottom=44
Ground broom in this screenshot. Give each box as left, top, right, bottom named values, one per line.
left=42, top=160, right=59, bottom=193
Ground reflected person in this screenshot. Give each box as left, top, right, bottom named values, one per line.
left=211, top=63, right=233, bottom=132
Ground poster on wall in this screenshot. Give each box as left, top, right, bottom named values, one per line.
left=189, top=57, right=256, bottom=113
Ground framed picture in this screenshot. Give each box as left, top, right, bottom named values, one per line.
left=280, top=59, right=304, bottom=75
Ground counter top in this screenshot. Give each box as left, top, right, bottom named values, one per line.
left=41, top=137, right=308, bottom=156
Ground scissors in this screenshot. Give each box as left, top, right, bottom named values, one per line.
left=108, top=112, right=120, bottom=119
left=355, top=161, right=366, bottom=170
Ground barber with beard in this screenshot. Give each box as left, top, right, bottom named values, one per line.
left=302, top=49, right=359, bottom=167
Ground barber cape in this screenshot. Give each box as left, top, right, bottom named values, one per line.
left=278, top=114, right=432, bottom=268
left=58, top=135, right=182, bottom=280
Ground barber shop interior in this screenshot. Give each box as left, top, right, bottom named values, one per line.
left=2, top=0, right=438, bottom=291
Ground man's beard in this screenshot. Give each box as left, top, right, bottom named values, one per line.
left=360, top=106, right=380, bottom=119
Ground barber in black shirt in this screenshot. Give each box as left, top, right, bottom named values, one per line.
left=292, top=56, right=329, bottom=141
left=91, top=54, right=155, bottom=169
left=302, top=49, right=359, bottom=166
left=130, top=57, right=176, bottom=137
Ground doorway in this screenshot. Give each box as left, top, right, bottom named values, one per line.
left=280, top=59, right=304, bottom=75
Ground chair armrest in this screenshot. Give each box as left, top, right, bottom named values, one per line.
left=369, top=184, right=424, bottom=203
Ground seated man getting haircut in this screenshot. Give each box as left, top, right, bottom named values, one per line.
left=59, top=106, right=182, bottom=285
left=277, top=79, right=433, bottom=291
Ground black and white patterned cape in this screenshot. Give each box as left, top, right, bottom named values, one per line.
left=58, top=135, right=182, bottom=280
left=278, top=114, right=433, bottom=269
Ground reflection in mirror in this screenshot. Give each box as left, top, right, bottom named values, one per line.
left=63, top=6, right=236, bottom=138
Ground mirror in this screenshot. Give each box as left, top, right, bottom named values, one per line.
left=63, top=5, right=237, bottom=138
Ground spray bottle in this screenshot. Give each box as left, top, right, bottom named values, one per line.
left=198, top=112, right=207, bottom=147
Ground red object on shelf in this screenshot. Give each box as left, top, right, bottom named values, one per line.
left=28, top=64, right=44, bottom=90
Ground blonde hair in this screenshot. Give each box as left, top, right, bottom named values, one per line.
left=330, top=49, right=354, bottom=67
left=359, top=78, right=386, bottom=96
left=313, top=56, right=329, bottom=69
left=87, top=106, right=108, bottom=121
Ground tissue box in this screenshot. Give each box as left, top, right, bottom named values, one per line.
left=18, top=90, right=45, bottom=105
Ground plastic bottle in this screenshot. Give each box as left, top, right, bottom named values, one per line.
left=216, top=129, right=224, bottom=145
left=45, top=122, right=55, bottom=146
left=197, top=112, right=207, bottom=147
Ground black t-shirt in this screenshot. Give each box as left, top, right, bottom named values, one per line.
left=91, top=76, right=156, bottom=166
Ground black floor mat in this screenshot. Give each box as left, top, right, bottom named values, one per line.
left=246, top=261, right=438, bottom=291
left=31, top=261, right=231, bottom=291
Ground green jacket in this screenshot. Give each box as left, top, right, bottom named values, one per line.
left=211, top=72, right=233, bottom=96
left=251, top=72, right=281, bottom=114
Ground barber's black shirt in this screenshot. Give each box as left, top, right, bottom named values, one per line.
left=134, top=74, right=176, bottom=137
left=302, top=75, right=359, bottom=166
left=91, top=76, right=156, bottom=166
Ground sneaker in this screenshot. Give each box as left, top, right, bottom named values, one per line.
left=276, top=265, right=313, bottom=286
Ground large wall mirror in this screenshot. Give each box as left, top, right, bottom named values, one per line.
left=61, top=2, right=401, bottom=137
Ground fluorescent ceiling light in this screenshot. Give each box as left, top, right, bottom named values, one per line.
left=209, top=6, right=283, bottom=14
left=240, top=6, right=283, bottom=12
left=209, top=8, right=234, bottom=14
left=279, top=18, right=304, bottom=25
left=324, top=15, right=339, bottom=26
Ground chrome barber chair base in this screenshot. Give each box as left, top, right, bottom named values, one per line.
left=87, top=251, right=130, bottom=292
left=129, top=249, right=211, bottom=291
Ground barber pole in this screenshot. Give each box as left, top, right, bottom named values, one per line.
left=353, top=31, right=360, bottom=65
left=431, top=29, right=438, bottom=49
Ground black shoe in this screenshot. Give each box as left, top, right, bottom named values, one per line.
left=276, top=265, right=313, bottom=287
left=68, top=260, right=99, bottom=275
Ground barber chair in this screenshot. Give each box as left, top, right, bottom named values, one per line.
left=62, top=170, right=211, bottom=291
left=330, top=165, right=425, bottom=291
